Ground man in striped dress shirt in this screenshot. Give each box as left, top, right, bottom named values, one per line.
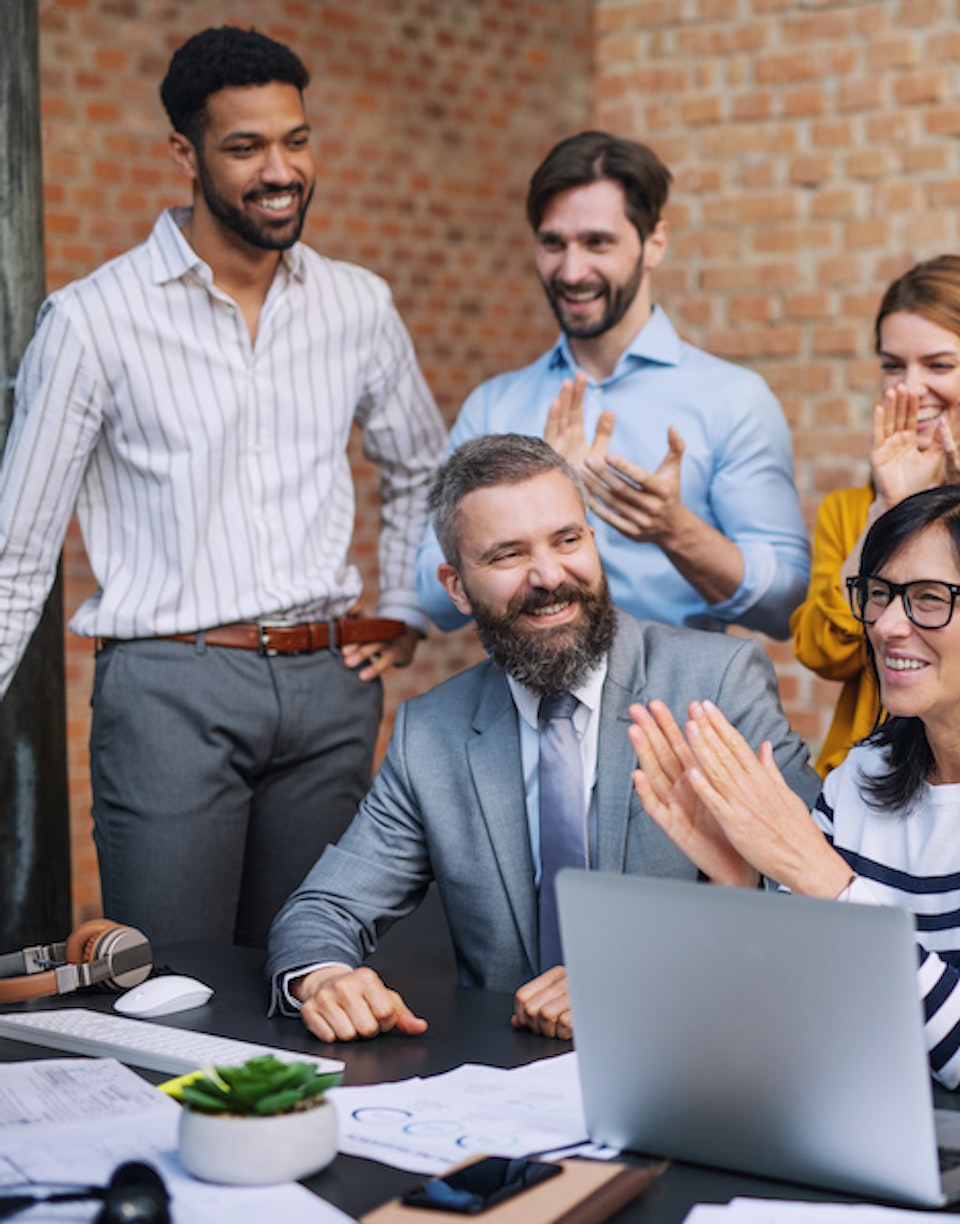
left=0, top=26, right=446, bottom=948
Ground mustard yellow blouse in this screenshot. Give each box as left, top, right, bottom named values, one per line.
left=790, top=484, right=880, bottom=777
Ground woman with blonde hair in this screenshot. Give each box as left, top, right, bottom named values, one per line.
left=791, top=255, right=960, bottom=775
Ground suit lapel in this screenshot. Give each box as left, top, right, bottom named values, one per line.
left=462, top=614, right=651, bottom=969
left=595, top=613, right=648, bottom=872
left=466, top=666, right=539, bottom=974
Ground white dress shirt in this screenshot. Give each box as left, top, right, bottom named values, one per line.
left=507, top=659, right=609, bottom=881
left=0, top=207, right=446, bottom=695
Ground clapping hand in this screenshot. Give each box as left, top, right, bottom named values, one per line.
left=629, top=700, right=759, bottom=888
left=872, top=384, right=960, bottom=509
left=630, top=699, right=851, bottom=898
left=544, top=372, right=615, bottom=475
left=584, top=428, right=686, bottom=546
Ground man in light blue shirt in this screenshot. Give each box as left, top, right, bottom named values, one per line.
left=417, top=131, right=808, bottom=639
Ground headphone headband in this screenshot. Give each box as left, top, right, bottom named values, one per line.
left=0, top=941, right=71, bottom=978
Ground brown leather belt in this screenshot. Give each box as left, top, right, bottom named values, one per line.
left=98, top=618, right=407, bottom=657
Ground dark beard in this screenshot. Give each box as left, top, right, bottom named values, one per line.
left=542, top=252, right=644, bottom=340
left=195, top=153, right=312, bottom=251
left=471, top=575, right=617, bottom=695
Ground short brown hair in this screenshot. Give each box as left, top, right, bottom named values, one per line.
left=526, top=130, right=672, bottom=243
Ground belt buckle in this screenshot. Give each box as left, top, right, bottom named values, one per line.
left=258, top=618, right=298, bottom=657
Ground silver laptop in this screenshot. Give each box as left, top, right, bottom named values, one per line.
left=558, top=870, right=960, bottom=1207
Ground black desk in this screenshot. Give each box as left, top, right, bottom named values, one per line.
left=3, top=940, right=960, bottom=1222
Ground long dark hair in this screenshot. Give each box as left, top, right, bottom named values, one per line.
left=861, top=485, right=960, bottom=810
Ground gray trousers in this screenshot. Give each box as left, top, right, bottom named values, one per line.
left=90, top=637, right=382, bottom=949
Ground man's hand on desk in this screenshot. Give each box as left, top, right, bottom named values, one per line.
left=292, top=964, right=429, bottom=1042
left=511, top=966, right=572, bottom=1040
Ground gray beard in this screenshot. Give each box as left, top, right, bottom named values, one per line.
left=471, top=575, right=617, bottom=696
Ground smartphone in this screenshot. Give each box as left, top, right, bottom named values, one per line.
left=401, top=1156, right=562, bottom=1214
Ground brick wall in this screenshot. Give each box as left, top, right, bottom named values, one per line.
left=594, top=0, right=960, bottom=744
left=37, top=0, right=593, bottom=922
left=35, top=0, right=960, bottom=922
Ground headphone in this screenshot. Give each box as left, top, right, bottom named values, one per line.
left=0, top=1160, right=171, bottom=1222
left=0, top=919, right=152, bottom=1003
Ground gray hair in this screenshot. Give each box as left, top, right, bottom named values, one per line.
left=429, top=434, right=584, bottom=568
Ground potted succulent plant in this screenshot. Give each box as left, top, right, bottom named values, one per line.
left=173, top=1054, right=341, bottom=1185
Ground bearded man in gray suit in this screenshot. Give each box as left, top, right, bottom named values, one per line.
left=266, top=434, right=819, bottom=1042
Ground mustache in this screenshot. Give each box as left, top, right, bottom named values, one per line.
left=550, top=277, right=607, bottom=297
left=243, top=183, right=304, bottom=202
left=471, top=571, right=617, bottom=696
left=507, top=583, right=587, bottom=618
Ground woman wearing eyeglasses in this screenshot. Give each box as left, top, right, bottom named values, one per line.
left=791, top=256, right=960, bottom=777
left=630, top=484, right=960, bottom=1087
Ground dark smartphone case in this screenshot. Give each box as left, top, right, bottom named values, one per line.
left=361, top=1155, right=667, bottom=1224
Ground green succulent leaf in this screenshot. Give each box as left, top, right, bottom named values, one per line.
left=180, top=1081, right=239, bottom=1112
left=180, top=1056, right=342, bottom=1115
left=253, top=1087, right=305, bottom=1115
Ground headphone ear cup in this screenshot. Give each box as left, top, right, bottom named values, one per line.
left=94, top=1161, right=171, bottom=1224
left=64, top=919, right=124, bottom=966
left=63, top=920, right=152, bottom=991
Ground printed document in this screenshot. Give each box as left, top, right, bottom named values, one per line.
left=329, top=1051, right=612, bottom=1174
left=0, top=1057, right=350, bottom=1222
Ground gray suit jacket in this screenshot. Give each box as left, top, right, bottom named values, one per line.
left=266, top=611, right=820, bottom=1003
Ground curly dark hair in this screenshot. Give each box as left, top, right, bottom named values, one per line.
left=160, top=26, right=310, bottom=144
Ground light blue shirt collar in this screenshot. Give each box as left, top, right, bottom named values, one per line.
left=547, top=304, right=682, bottom=384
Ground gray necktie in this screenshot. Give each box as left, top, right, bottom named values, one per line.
left=538, top=692, right=587, bottom=973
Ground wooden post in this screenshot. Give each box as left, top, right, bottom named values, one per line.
left=0, top=0, right=71, bottom=947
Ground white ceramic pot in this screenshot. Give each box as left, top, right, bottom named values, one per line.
left=178, top=1098, right=338, bottom=1185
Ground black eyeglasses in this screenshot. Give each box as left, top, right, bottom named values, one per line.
left=845, top=575, right=960, bottom=629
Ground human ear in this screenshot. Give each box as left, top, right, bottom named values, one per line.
left=168, top=131, right=199, bottom=182
left=438, top=563, right=473, bottom=616
left=643, top=218, right=669, bottom=269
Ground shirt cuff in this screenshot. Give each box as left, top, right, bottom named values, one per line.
left=705, top=540, right=778, bottom=622
left=376, top=593, right=430, bottom=635
left=837, top=875, right=888, bottom=906
left=280, top=961, right=341, bottom=1011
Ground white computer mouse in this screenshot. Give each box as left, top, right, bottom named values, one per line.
left=114, top=974, right=214, bottom=1018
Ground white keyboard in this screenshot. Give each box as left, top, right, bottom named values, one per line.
left=0, top=1008, right=344, bottom=1077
